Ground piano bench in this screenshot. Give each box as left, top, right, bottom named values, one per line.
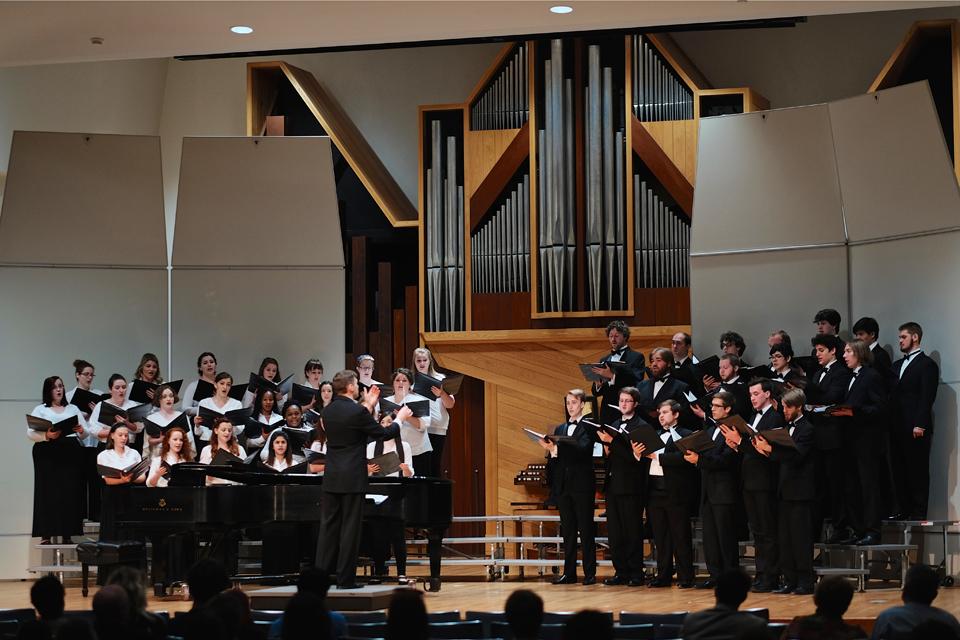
left=76, top=541, right=146, bottom=597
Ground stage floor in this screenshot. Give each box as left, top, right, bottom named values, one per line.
left=2, top=566, right=958, bottom=624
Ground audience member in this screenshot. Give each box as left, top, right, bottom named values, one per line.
left=783, top=576, right=867, bottom=639
left=562, top=610, right=613, bottom=640
left=53, top=618, right=97, bottom=640
left=106, top=566, right=166, bottom=640
left=92, top=584, right=131, bottom=640
left=281, top=592, right=331, bottom=640
left=680, top=568, right=768, bottom=640
left=268, top=567, right=347, bottom=639
left=871, top=565, right=960, bottom=640
left=386, top=589, right=428, bottom=640
left=505, top=589, right=544, bottom=640
left=208, top=589, right=261, bottom=640
left=19, top=575, right=65, bottom=639
left=167, top=558, right=230, bottom=639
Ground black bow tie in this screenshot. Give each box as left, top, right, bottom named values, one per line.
left=612, top=348, right=626, bottom=356
left=852, top=371, right=859, bottom=378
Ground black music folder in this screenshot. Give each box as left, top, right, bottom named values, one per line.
left=683, top=389, right=717, bottom=414
left=412, top=372, right=463, bottom=397
left=97, top=403, right=127, bottom=426
left=247, top=372, right=295, bottom=396
left=282, top=461, right=310, bottom=475
left=717, top=414, right=755, bottom=439
left=291, top=383, right=320, bottom=407
left=209, top=449, right=244, bottom=466
left=69, top=388, right=108, bottom=412
left=698, top=355, right=721, bottom=381
left=193, top=379, right=216, bottom=402
left=379, top=398, right=430, bottom=418
left=793, top=356, right=819, bottom=379
left=369, top=451, right=401, bottom=477
left=742, top=365, right=775, bottom=381
left=228, top=383, right=247, bottom=402
left=129, top=379, right=183, bottom=404
left=303, top=448, right=326, bottom=463
left=242, top=418, right=269, bottom=439
left=144, top=411, right=190, bottom=437
left=281, top=427, right=313, bottom=449
left=757, top=427, right=798, bottom=450
left=578, top=363, right=606, bottom=383
left=303, top=409, right=322, bottom=425
left=26, top=414, right=79, bottom=434
left=97, top=458, right=150, bottom=480
left=675, top=429, right=717, bottom=454
left=198, top=405, right=252, bottom=426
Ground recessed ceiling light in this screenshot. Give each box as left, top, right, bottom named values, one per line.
left=230, top=25, right=254, bottom=35
left=550, top=5, right=573, bottom=14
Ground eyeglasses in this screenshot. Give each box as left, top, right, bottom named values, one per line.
left=711, top=403, right=726, bottom=409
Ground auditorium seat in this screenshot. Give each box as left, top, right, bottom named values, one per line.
left=340, top=610, right=388, bottom=623
left=250, top=609, right=283, bottom=622
left=464, top=610, right=504, bottom=636
left=347, top=621, right=388, bottom=638
left=428, top=610, right=462, bottom=622
left=489, top=620, right=565, bottom=639
left=613, top=623, right=655, bottom=639
left=653, top=623, right=682, bottom=639
left=744, top=607, right=770, bottom=620
left=428, top=619, right=484, bottom=638
left=618, top=611, right=687, bottom=627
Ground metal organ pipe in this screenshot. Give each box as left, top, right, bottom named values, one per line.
left=471, top=43, right=528, bottom=131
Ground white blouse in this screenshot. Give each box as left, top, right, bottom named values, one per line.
left=199, top=444, right=247, bottom=486
left=196, top=396, right=244, bottom=440
left=146, top=452, right=188, bottom=488
left=180, top=378, right=216, bottom=417
left=28, top=404, right=91, bottom=443
left=366, top=439, right=414, bottom=477
left=87, top=399, right=141, bottom=447
left=142, top=410, right=196, bottom=460
left=97, top=446, right=142, bottom=476
left=424, top=372, right=452, bottom=436
left=384, top=393, right=432, bottom=456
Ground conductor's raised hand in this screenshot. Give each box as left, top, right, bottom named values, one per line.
left=394, top=404, right=413, bottom=424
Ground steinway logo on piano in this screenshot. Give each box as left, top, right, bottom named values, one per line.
left=141, top=497, right=183, bottom=513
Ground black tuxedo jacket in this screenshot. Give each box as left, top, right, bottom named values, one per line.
left=672, top=358, right=704, bottom=396
left=697, top=423, right=741, bottom=505
left=891, top=352, right=939, bottom=433
left=550, top=420, right=597, bottom=495
left=869, top=344, right=894, bottom=391
left=636, top=376, right=694, bottom=427
left=805, top=362, right=852, bottom=449
left=322, top=395, right=400, bottom=493
left=769, top=415, right=816, bottom=501
left=741, top=407, right=784, bottom=492
left=603, top=415, right=648, bottom=496
left=843, top=366, right=885, bottom=430
left=654, top=426, right=699, bottom=504
left=594, top=346, right=646, bottom=423
left=719, top=378, right=751, bottom=420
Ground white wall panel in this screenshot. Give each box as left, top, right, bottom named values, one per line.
left=0, top=132, right=166, bottom=266
left=830, top=82, right=960, bottom=242
left=690, top=246, right=848, bottom=363
left=170, top=268, right=345, bottom=385
left=0, top=401, right=43, bottom=539
left=692, top=105, right=846, bottom=254
left=0, top=267, right=167, bottom=401
left=172, top=136, right=342, bottom=267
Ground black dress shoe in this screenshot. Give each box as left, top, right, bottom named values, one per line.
left=647, top=579, right=671, bottom=588
left=603, top=575, right=626, bottom=586
left=773, top=584, right=797, bottom=595
left=751, top=577, right=764, bottom=589
left=582, top=575, right=596, bottom=586
left=826, top=530, right=852, bottom=545
left=336, top=583, right=364, bottom=590
left=695, top=580, right=716, bottom=590
left=856, top=533, right=880, bottom=546
left=677, top=581, right=695, bottom=589
left=628, top=578, right=645, bottom=587
left=792, top=585, right=815, bottom=595
left=752, top=582, right=775, bottom=593
left=552, top=574, right=577, bottom=585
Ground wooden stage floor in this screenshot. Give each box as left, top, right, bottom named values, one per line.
left=2, top=566, right=958, bottom=624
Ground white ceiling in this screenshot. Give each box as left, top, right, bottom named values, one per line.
left=0, top=1, right=955, bottom=68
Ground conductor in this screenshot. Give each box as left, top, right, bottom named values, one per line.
left=316, top=369, right=412, bottom=589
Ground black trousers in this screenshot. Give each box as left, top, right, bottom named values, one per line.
left=427, top=433, right=446, bottom=478
left=743, top=489, right=778, bottom=585
left=846, top=427, right=881, bottom=536
left=816, top=447, right=847, bottom=536
left=411, top=452, right=431, bottom=479
left=648, top=489, right=693, bottom=584
left=606, top=493, right=644, bottom=579
left=557, top=491, right=596, bottom=578
left=701, top=500, right=739, bottom=580
left=778, top=500, right=814, bottom=589
left=890, top=428, right=932, bottom=519
left=371, top=518, right=407, bottom=576
left=316, top=491, right=364, bottom=587
left=32, top=439, right=85, bottom=539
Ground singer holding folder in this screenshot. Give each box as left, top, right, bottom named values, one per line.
left=29, top=376, right=89, bottom=544
left=538, top=389, right=597, bottom=585
left=316, top=369, right=411, bottom=589
left=596, top=386, right=649, bottom=586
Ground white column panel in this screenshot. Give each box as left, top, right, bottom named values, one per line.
left=829, top=82, right=960, bottom=242
left=690, top=246, right=848, bottom=363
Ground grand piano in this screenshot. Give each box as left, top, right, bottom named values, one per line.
left=100, top=464, right=453, bottom=591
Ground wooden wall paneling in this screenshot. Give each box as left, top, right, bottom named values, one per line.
left=685, top=119, right=698, bottom=184
left=471, top=292, right=532, bottom=330
left=646, top=33, right=711, bottom=91
left=483, top=381, right=499, bottom=536
left=464, top=128, right=523, bottom=198
left=377, top=262, right=393, bottom=379
left=404, top=286, right=419, bottom=356
left=351, top=236, right=369, bottom=358
left=392, top=309, right=406, bottom=371
left=468, top=124, right=529, bottom=231
left=631, top=117, right=694, bottom=218
left=445, top=376, right=486, bottom=547
left=264, top=115, right=285, bottom=136
left=245, top=64, right=282, bottom=136
left=366, top=332, right=378, bottom=370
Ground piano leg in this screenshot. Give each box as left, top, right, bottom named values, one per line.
left=426, top=527, right=445, bottom=592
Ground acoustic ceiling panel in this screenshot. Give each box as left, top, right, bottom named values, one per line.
left=830, top=82, right=960, bottom=243
left=0, top=131, right=166, bottom=266
left=691, top=105, right=847, bottom=255
left=172, top=136, right=343, bottom=267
